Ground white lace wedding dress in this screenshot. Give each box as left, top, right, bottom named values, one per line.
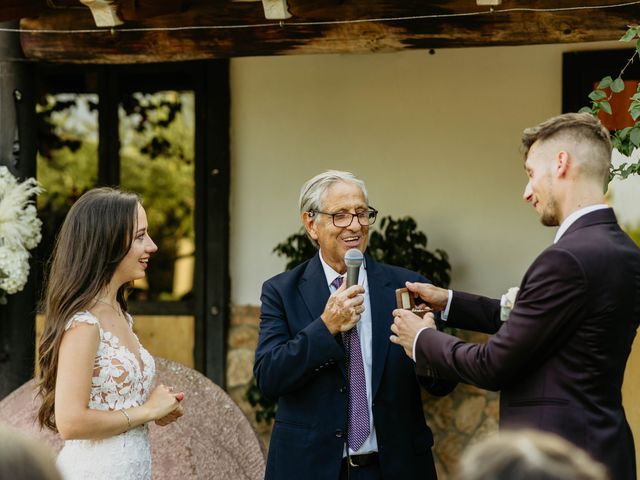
left=56, top=311, right=156, bottom=480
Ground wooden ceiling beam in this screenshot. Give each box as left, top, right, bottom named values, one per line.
left=119, top=0, right=187, bottom=22
left=0, top=0, right=187, bottom=24
left=0, top=0, right=46, bottom=23
left=16, top=1, right=640, bottom=63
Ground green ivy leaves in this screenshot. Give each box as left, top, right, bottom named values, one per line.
left=621, top=26, right=639, bottom=42
left=582, top=76, right=623, bottom=116
left=580, top=26, right=640, bottom=179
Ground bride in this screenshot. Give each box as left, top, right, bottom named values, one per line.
left=36, top=188, right=185, bottom=480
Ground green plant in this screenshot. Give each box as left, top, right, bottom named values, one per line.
left=368, top=216, right=451, bottom=288
left=272, top=229, right=317, bottom=271
left=580, top=25, right=640, bottom=179
left=245, top=378, right=277, bottom=425
left=246, top=215, right=452, bottom=424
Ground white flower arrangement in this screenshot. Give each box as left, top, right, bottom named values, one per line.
left=0, top=166, right=43, bottom=305
left=500, top=286, right=520, bottom=321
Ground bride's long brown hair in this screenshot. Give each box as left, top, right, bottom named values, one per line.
left=37, top=188, right=140, bottom=431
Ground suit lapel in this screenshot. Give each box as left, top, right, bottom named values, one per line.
left=298, top=253, right=330, bottom=321
left=367, top=257, right=394, bottom=399
left=561, top=208, right=616, bottom=240
left=298, top=253, right=347, bottom=378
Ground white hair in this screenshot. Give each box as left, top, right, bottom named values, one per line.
left=298, top=170, right=368, bottom=217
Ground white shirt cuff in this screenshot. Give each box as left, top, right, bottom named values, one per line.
left=412, top=327, right=430, bottom=362
left=441, top=289, right=453, bottom=321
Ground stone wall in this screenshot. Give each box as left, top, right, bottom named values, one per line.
left=423, top=332, right=500, bottom=478
left=226, top=306, right=273, bottom=447
left=226, top=305, right=499, bottom=478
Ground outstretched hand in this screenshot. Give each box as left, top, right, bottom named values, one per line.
left=404, top=282, right=449, bottom=312
left=390, top=309, right=436, bottom=359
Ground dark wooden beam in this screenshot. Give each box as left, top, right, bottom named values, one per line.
left=0, top=0, right=185, bottom=24
left=17, top=0, right=640, bottom=63
left=0, top=0, right=46, bottom=23
left=193, top=60, right=231, bottom=387
left=119, top=0, right=187, bottom=22
left=97, top=68, right=121, bottom=185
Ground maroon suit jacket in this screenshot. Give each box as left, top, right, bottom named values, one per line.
left=415, top=208, right=639, bottom=480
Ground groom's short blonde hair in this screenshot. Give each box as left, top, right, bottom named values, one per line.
left=521, top=112, right=612, bottom=185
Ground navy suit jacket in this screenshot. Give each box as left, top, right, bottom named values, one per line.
left=415, top=209, right=640, bottom=480
left=255, top=253, right=454, bottom=480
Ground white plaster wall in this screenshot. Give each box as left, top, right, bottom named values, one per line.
left=229, top=40, right=626, bottom=305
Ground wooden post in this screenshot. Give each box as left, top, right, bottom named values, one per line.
left=0, top=20, right=38, bottom=399
left=194, top=60, right=230, bottom=387
left=97, top=67, right=120, bottom=186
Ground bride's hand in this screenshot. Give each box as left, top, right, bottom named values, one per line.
left=153, top=388, right=185, bottom=426
left=154, top=402, right=184, bottom=427
left=145, top=384, right=184, bottom=421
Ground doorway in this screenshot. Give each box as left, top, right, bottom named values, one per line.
left=35, top=61, right=230, bottom=386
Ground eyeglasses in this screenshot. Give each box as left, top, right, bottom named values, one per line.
left=309, top=208, right=378, bottom=228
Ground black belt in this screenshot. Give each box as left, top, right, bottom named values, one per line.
left=345, top=452, right=379, bottom=468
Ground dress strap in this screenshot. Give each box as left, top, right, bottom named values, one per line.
left=64, top=311, right=101, bottom=331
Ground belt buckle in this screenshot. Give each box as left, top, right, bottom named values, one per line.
left=348, top=455, right=360, bottom=468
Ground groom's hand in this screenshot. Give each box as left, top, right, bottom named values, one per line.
left=390, top=309, right=436, bottom=359
left=405, top=282, right=449, bottom=312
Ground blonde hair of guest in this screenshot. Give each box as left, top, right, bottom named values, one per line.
left=455, top=429, right=609, bottom=480
left=0, top=425, right=62, bottom=480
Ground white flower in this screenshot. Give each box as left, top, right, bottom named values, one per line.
left=500, top=286, right=520, bottom=321
left=0, top=246, right=29, bottom=294
left=0, top=166, right=43, bottom=303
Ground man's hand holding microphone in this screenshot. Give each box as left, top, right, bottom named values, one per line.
left=321, top=249, right=366, bottom=335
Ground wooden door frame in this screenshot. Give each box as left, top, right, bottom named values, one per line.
left=0, top=20, right=38, bottom=399
left=35, top=60, right=230, bottom=387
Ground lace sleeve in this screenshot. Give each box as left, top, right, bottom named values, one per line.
left=125, top=312, right=134, bottom=328
left=64, top=312, right=100, bottom=331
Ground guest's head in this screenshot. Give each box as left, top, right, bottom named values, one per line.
left=299, top=170, right=377, bottom=273
left=37, top=187, right=157, bottom=431
left=521, top=112, right=612, bottom=226
left=455, top=429, right=609, bottom=480
left=0, top=426, right=62, bottom=480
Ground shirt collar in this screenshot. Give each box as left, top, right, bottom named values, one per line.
left=318, top=250, right=367, bottom=288
left=554, top=204, right=609, bottom=243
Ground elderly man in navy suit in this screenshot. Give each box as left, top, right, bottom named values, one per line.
left=255, top=170, right=455, bottom=480
left=391, top=113, right=640, bottom=480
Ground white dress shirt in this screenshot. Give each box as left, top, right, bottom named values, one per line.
left=319, top=250, right=378, bottom=456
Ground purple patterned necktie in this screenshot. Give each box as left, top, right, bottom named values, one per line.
left=331, top=275, right=370, bottom=451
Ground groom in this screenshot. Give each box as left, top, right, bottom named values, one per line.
left=391, top=112, right=640, bottom=480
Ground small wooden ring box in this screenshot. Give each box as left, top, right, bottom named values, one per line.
left=395, top=288, right=431, bottom=318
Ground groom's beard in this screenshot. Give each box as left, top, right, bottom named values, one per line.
left=540, top=196, right=560, bottom=227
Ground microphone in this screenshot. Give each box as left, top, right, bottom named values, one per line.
left=344, top=248, right=364, bottom=288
